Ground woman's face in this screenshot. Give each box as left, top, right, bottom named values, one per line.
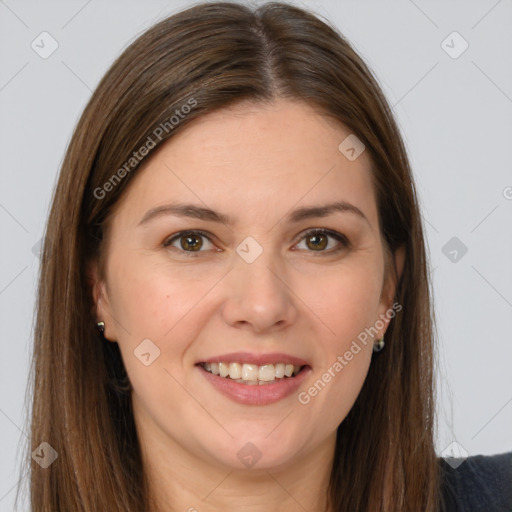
left=93, top=99, right=402, bottom=472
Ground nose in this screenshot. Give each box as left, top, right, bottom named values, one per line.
left=220, top=249, right=299, bottom=334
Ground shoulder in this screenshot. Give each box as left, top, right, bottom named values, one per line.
left=438, top=451, right=512, bottom=512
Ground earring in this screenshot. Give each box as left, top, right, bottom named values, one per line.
left=96, top=321, right=105, bottom=334
left=373, top=335, right=385, bottom=352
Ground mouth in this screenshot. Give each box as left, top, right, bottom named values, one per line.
left=198, top=361, right=307, bottom=385
left=195, top=352, right=312, bottom=405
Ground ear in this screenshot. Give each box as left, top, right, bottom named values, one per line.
left=377, top=245, right=405, bottom=337
left=87, top=260, right=117, bottom=342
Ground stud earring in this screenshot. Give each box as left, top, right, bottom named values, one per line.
left=96, top=321, right=105, bottom=334
left=373, top=335, right=385, bottom=352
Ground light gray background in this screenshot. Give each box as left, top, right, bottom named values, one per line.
left=1, top=0, right=511, bottom=509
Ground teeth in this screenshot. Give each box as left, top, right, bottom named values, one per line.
left=219, top=362, right=229, bottom=378
left=258, top=364, right=275, bottom=381
left=229, top=362, right=242, bottom=379
left=241, top=363, right=258, bottom=381
left=201, top=361, right=303, bottom=382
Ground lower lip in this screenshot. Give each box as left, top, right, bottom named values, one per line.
left=197, top=364, right=311, bottom=406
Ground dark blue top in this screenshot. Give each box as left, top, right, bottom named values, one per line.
left=439, top=451, right=512, bottom=511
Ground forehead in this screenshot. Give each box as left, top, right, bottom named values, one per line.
left=110, top=99, right=378, bottom=229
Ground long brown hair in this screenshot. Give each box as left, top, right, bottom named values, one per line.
left=22, top=1, right=440, bottom=510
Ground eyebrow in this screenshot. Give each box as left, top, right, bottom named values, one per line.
left=137, top=201, right=370, bottom=227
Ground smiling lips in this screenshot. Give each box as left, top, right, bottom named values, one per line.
left=198, top=351, right=310, bottom=384
left=196, top=352, right=311, bottom=405
left=201, top=361, right=303, bottom=384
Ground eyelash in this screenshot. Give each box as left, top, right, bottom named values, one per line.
left=163, top=228, right=350, bottom=257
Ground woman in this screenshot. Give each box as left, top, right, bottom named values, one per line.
left=24, top=1, right=511, bottom=511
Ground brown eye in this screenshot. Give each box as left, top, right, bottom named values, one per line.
left=164, top=230, right=214, bottom=254
left=305, top=233, right=328, bottom=251
left=295, top=229, right=349, bottom=253
left=180, top=233, right=203, bottom=251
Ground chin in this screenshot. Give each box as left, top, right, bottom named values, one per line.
left=205, top=430, right=305, bottom=472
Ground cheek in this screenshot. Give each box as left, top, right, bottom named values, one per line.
left=303, top=258, right=384, bottom=350
left=295, top=261, right=381, bottom=416
left=105, top=251, right=214, bottom=385
left=105, top=255, right=212, bottom=419
left=107, top=251, right=209, bottom=338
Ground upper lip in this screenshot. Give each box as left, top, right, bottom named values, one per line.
left=198, top=352, right=310, bottom=367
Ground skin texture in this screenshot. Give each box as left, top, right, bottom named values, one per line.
left=91, top=99, right=405, bottom=511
